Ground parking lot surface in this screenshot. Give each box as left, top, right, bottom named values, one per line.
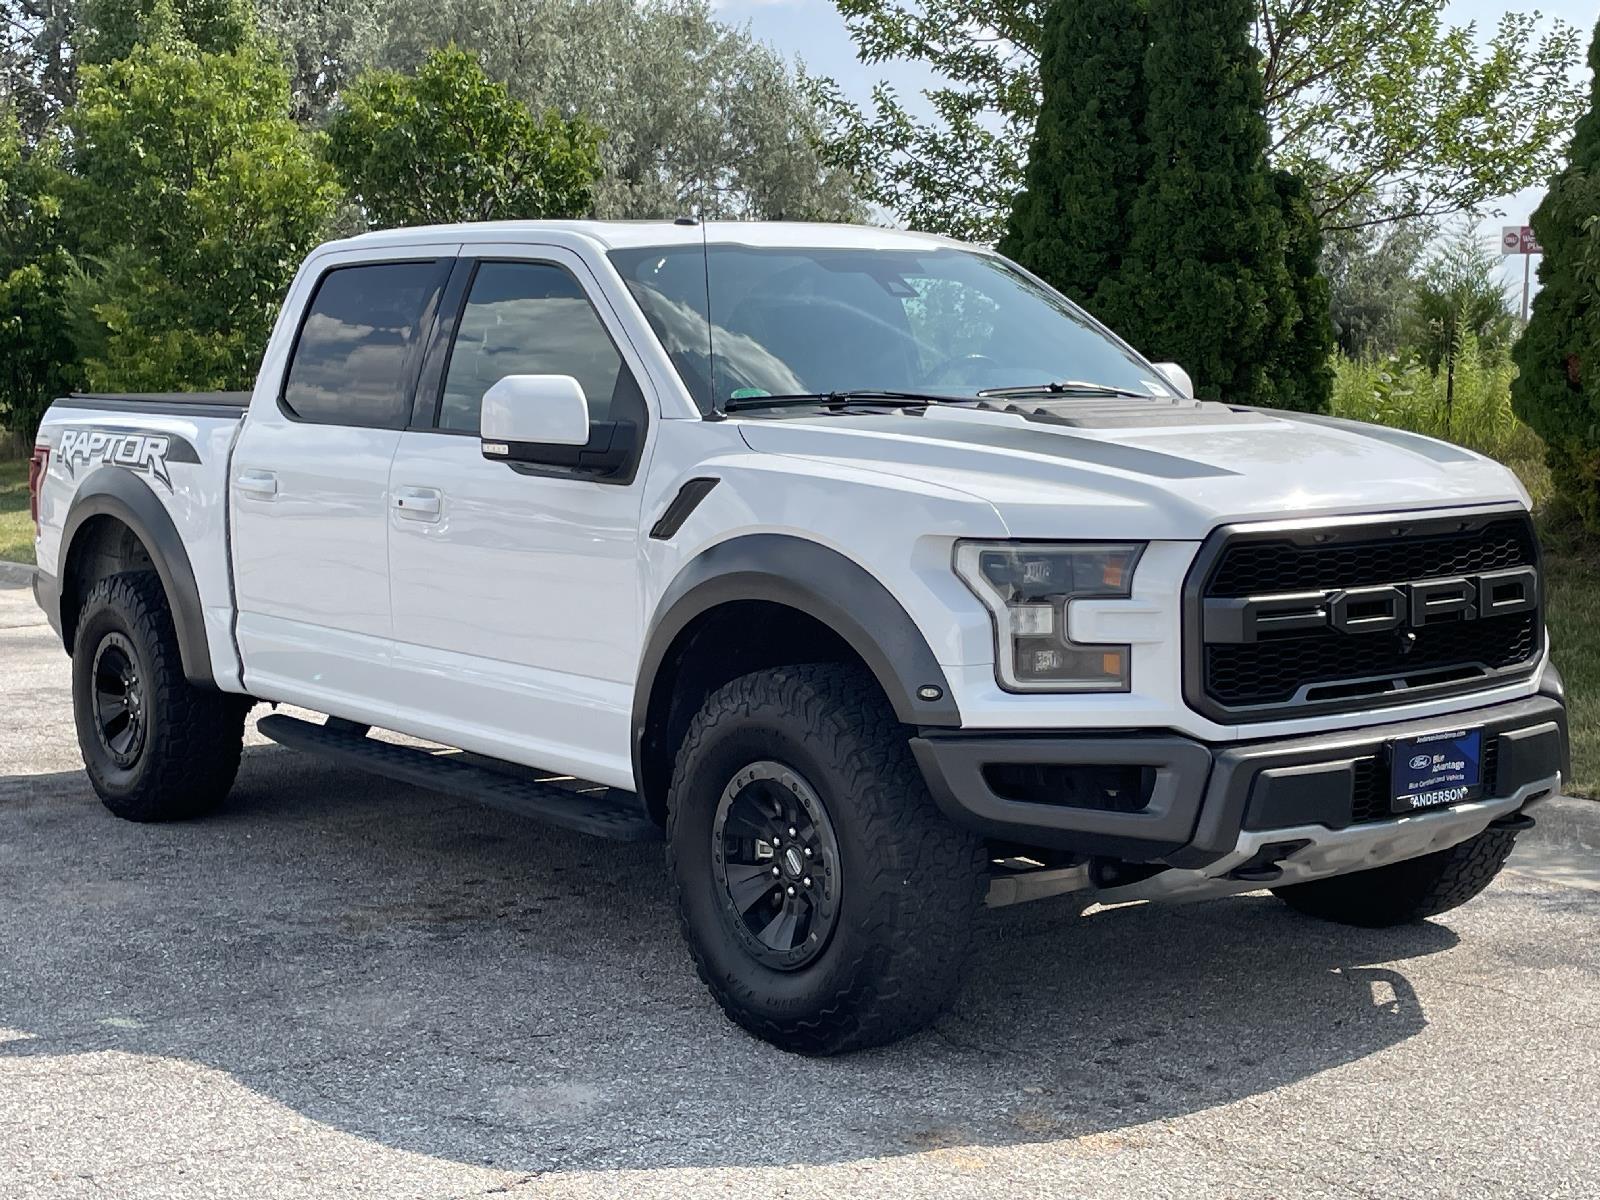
left=2, top=576, right=1598, bottom=1199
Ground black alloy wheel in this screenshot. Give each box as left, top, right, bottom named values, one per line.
left=712, top=760, right=843, bottom=970
left=90, top=630, right=147, bottom=768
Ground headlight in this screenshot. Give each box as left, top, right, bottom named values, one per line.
left=955, top=541, right=1145, bottom=692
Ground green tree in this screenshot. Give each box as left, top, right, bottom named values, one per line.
left=326, top=45, right=600, bottom=227
left=1107, top=0, right=1293, bottom=406
left=814, top=0, right=1584, bottom=243
left=996, top=0, right=1146, bottom=315
left=1, top=0, right=81, bottom=144
left=65, top=39, right=341, bottom=389
left=1405, top=224, right=1515, bottom=374
left=79, top=0, right=254, bottom=64
left=0, top=107, right=78, bottom=439
left=1267, top=169, right=1334, bottom=413
left=1322, top=204, right=1435, bottom=358
left=317, top=0, right=861, bottom=220
left=1512, top=17, right=1600, bottom=527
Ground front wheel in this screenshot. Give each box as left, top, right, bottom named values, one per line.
left=1272, top=825, right=1519, bottom=927
left=667, top=664, right=986, bottom=1054
left=72, top=571, right=250, bottom=821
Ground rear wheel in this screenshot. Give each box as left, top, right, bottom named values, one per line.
left=667, top=663, right=985, bottom=1054
left=1272, top=825, right=1519, bottom=927
left=72, top=572, right=250, bottom=821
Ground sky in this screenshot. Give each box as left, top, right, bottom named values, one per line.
left=717, top=0, right=1596, bottom=298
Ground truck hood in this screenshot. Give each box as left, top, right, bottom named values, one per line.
left=734, top=401, right=1529, bottom=540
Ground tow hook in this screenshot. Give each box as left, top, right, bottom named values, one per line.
left=1489, top=810, right=1536, bottom=833
left=1225, top=839, right=1313, bottom=883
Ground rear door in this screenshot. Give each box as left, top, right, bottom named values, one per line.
left=383, top=245, right=655, bottom=786
left=232, top=247, right=455, bottom=710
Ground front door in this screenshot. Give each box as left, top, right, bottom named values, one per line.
left=384, top=246, right=655, bottom=787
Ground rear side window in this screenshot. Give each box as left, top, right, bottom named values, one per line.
left=282, top=260, right=448, bottom=427
left=437, top=261, right=645, bottom=434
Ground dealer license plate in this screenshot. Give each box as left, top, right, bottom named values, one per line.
left=1389, top=728, right=1482, bottom=814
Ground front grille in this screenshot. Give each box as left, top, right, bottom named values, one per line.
left=1206, top=519, right=1536, bottom=597
left=1188, top=512, right=1542, bottom=721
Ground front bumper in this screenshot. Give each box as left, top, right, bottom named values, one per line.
left=910, top=680, right=1568, bottom=874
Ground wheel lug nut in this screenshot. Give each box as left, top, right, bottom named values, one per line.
left=803, top=847, right=812, bottom=858
left=788, top=827, right=797, bottom=837
left=803, top=876, right=812, bottom=887
left=771, top=866, right=780, bottom=876
left=786, top=886, right=796, bottom=896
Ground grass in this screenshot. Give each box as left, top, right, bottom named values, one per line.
left=0, top=458, right=33, bottom=566
left=1537, top=518, right=1600, bottom=798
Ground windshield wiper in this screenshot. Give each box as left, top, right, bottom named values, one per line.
left=722, top=389, right=978, bottom=413
left=977, top=381, right=1149, bottom=399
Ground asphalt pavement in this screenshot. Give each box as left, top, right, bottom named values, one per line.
left=2, top=572, right=1598, bottom=1199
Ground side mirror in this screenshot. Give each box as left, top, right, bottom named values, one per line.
left=1151, top=362, right=1194, bottom=399
left=480, top=373, right=639, bottom=480
left=481, top=375, right=591, bottom=455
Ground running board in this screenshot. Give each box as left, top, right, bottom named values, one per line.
left=255, top=714, right=662, bottom=842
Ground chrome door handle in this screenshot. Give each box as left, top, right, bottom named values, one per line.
left=393, top=486, right=442, bottom=521
left=235, top=469, right=278, bottom=498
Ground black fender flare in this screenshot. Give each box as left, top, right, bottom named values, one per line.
left=631, top=534, right=961, bottom=790
left=57, top=468, right=216, bottom=688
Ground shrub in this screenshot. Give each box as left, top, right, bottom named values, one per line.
left=1512, top=16, right=1600, bottom=526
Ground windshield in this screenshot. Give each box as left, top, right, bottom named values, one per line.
left=607, top=243, right=1175, bottom=412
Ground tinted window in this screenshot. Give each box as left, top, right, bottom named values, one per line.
left=282, top=260, right=447, bottom=427
left=438, top=261, right=644, bottom=434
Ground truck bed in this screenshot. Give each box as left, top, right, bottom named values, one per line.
left=57, top=392, right=251, bottom=418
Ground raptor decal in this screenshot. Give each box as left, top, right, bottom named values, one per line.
left=57, top=428, right=201, bottom=492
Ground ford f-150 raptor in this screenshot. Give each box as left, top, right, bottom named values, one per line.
left=27, top=220, right=1569, bottom=1054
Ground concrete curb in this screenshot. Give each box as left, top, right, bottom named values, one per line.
left=0, top=560, right=36, bottom=587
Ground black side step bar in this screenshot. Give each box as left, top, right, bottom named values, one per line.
left=256, top=714, right=662, bottom=842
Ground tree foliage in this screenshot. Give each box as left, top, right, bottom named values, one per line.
left=1403, top=224, right=1515, bottom=374
left=326, top=45, right=600, bottom=227
left=814, top=0, right=1585, bottom=242
left=1322, top=205, right=1435, bottom=358
left=1267, top=169, right=1335, bottom=413
left=1108, top=0, right=1294, bottom=406
left=1, top=0, right=81, bottom=143
left=1513, top=17, right=1600, bottom=527
left=0, top=108, right=77, bottom=436
left=995, top=0, right=1145, bottom=316
left=66, top=38, right=340, bottom=389
left=265, top=0, right=862, bottom=221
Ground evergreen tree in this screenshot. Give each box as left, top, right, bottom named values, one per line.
left=997, top=0, right=1147, bottom=317
left=1511, top=16, right=1600, bottom=526
left=1267, top=170, right=1334, bottom=412
left=1115, top=0, right=1292, bottom=404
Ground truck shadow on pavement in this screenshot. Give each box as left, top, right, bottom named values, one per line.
left=0, top=743, right=1460, bottom=1173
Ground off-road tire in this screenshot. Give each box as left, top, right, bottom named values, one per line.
left=1272, top=825, right=1520, bottom=927
left=667, top=663, right=986, bottom=1054
left=72, top=571, right=250, bottom=821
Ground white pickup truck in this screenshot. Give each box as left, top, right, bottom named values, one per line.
left=27, top=220, right=1568, bottom=1053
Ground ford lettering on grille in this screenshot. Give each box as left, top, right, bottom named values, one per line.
left=1202, top=566, right=1538, bottom=645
